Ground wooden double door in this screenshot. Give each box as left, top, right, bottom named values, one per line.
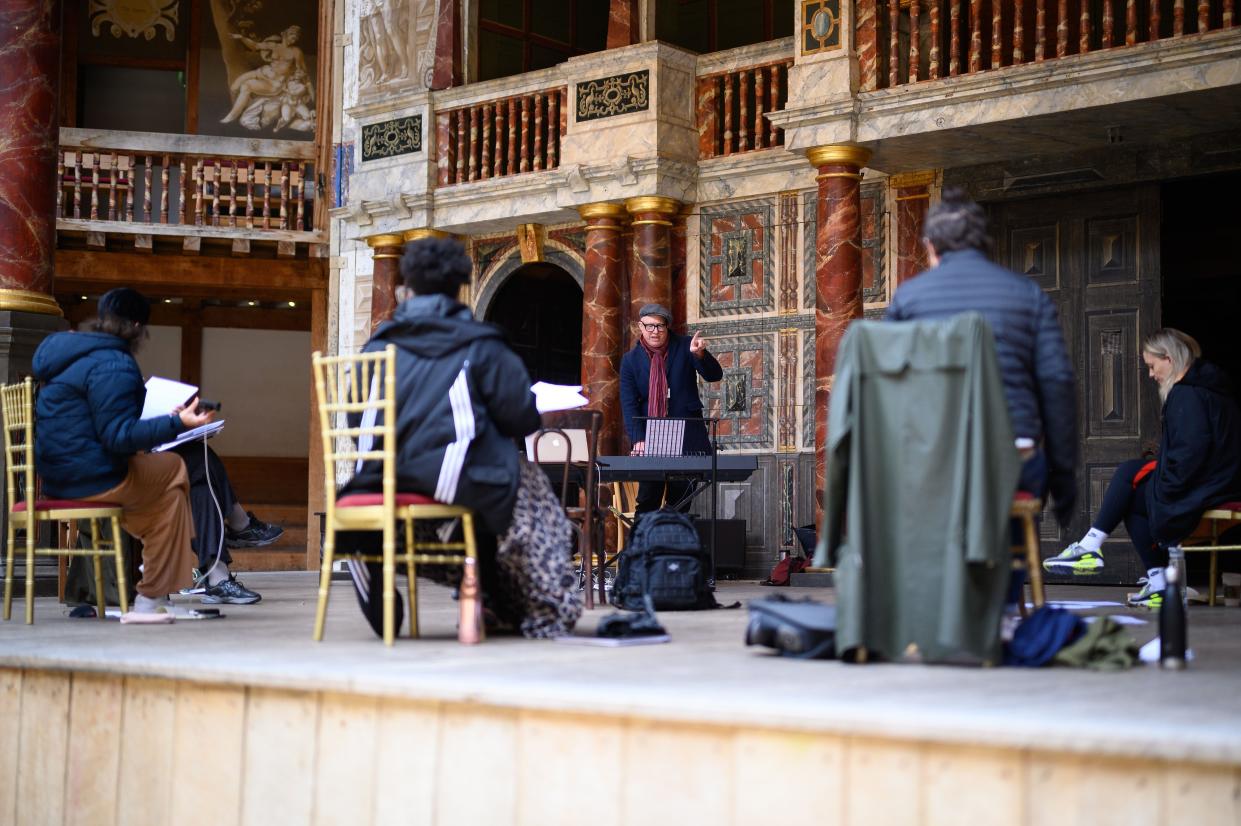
left=991, top=185, right=1161, bottom=585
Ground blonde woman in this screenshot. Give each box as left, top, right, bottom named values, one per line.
left=1044, top=329, right=1241, bottom=608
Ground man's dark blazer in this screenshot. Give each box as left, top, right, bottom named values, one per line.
left=619, top=332, right=723, bottom=455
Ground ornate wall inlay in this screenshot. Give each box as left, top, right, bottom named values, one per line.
left=699, top=334, right=773, bottom=450
left=90, top=0, right=178, bottom=40
left=778, top=192, right=799, bottom=313
left=330, top=141, right=355, bottom=209
left=777, top=329, right=799, bottom=452
left=801, top=331, right=816, bottom=450
left=576, top=70, right=649, bottom=122
left=361, top=115, right=423, bottom=162
left=700, top=199, right=775, bottom=317
left=801, top=0, right=842, bottom=54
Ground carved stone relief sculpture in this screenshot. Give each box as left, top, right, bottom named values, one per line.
left=358, top=0, right=437, bottom=92
left=210, top=0, right=317, bottom=134
left=90, top=0, right=179, bottom=41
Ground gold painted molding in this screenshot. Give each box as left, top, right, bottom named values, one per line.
left=806, top=144, right=873, bottom=169
left=516, top=223, right=545, bottom=263
left=402, top=228, right=453, bottom=243
left=366, top=233, right=405, bottom=248
left=0, top=288, right=63, bottom=316
left=578, top=202, right=627, bottom=222
left=624, top=196, right=681, bottom=216
left=891, top=170, right=938, bottom=189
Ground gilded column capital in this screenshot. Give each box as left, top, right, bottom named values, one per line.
left=624, top=196, right=681, bottom=227
left=0, top=288, right=63, bottom=316
left=366, top=233, right=405, bottom=259
left=402, top=228, right=454, bottom=243
left=579, top=202, right=628, bottom=225
left=806, top=144, right=873, bottom=170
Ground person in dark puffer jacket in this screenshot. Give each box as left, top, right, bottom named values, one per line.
left=340, top=237, right=582, bottom=639
left=32, top=288, right=216, bottom=619
left=1045, top=328, right=1241, bottom=608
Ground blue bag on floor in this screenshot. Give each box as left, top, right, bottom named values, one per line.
left=1004, top=606, right=1084, bottom=667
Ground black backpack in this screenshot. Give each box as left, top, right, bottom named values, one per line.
left=611, top=508, right=718, bottom=611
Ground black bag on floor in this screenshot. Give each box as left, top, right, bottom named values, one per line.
left=745, top=595, right=837, bottom=659
left=611, top=508, right=718, bottom=611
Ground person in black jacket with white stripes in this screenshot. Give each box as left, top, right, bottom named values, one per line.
left=342, top=237, right=582, bottom=638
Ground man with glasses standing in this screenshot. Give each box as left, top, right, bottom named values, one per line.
left=619, top=303, right=724, bottom=514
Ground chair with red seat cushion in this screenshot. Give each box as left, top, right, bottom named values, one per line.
left=311, top=346, right=481, bottom=646
left=2, top=377, right=128, bottom=624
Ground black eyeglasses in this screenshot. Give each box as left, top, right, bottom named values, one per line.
left=640, top=322, right=668, bottom=332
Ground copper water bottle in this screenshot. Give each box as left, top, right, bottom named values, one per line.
left=458, top=557, right=484, bottom=645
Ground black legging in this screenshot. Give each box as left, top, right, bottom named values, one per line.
left=1093, top=458, right=1164, bottom=570
left=172, top=442, right=238, bottom=571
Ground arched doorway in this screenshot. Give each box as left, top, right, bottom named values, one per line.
left=484, top=261, right=583, bottom=385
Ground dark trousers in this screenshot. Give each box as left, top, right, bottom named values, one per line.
left=1094, top=458, right=1163, bottom=570
left=173, top=442, right=238, bottom=570
left=636, top=480, right=693, bottom=514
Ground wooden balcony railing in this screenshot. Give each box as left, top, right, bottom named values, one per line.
left=697, top=58, right=794, bottom=159
left=435, top=87, right=567, bottom=186
left=864, top=0, right=1237, bottom=90
left=56, top=130, right=318, bottom=234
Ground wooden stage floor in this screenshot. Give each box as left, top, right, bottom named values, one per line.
left=2, top=574, right=1240, bottom=825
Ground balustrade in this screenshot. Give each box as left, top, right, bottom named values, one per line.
left=864, top=0, right=1237, bottom=90
left=435, top=87, right=567, bottom=186
left=56, top=138, right=316, bottom=234
left=697, top=59, right=794, bottom=159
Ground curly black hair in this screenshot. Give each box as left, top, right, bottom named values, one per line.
left=399, top=237, right=472, bottom=297
left=922, top=186, right=993, bottom=256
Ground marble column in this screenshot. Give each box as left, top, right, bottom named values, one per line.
left=893, top=172, right=934, bottom=285
left=670, top=207, right=689, bottom=335
left=366, top=234, right=404, bottom=331
left=430, top=0, right=461, bottom=90
left=0, top=0, right=63, bottom=321
left=624, top=196, right=679, bottom=327
left=808, top=144, right=872, bottom=513
left=607, top=0, right=639, bottom=48
left=579, top=203, right=627, bottom=456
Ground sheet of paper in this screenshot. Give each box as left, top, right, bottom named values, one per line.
left=554, top=633, right=670, bottom=647
left=151, top=420, right=225, bottom=453
left=531, top=381, right=589, bottom=413
left=141, top=376, right=198, bottom=420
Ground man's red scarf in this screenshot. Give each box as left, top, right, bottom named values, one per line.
left=641, top=338, right=669, bottom=419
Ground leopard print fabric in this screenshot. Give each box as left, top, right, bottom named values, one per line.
left=412, top=459, right=582, bottom=638
left=489, top=459, right=583, bottom=638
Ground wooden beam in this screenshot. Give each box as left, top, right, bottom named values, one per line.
left=187, top=0, right=202, bottom=134
left=306, top=286, right=327, bottom=571
left=55, top=250, right=328, bottom=294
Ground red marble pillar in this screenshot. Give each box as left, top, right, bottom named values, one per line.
left=367, top=234, right=404, bottom=332
left=607, top=0, right=639, bottom=48
left=0, top=0, right=64, bottom=316
left=624, top=196, right=679, bottom=328
left=893, top=173, right=934, bottom=285
left=808, top=144, right=872, bottom=515
left=430, top=0, right=461, bottom=90
left=579, top=204, right=627, bottom=455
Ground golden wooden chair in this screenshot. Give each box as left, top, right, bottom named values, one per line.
left=1, top=377, right=128, bottom=624
left=1177, top=501, right=1241, bottom=606
left=1011, top=493, right=1046, bottom=614
left=311, top=346, right=481, bottom=646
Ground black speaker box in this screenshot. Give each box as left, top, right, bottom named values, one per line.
left=692, top=517, right=746, bottom=571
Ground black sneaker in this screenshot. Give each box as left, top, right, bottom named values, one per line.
left=202, top=575, right=262, bottom=605
left=226, top=512, right=284, bottom=548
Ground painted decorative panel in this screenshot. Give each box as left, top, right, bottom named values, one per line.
left=801, top=0, right=843, bottom=54
left=778, top=192, right=799, bottom=313
left=699, top=333, right=773, bottom=450
left=1007, top=224, right=1059, bottom=292
left=1087, top=216, right=1139, bottom=285
left=1086, top=310, right=1140, bottom=438
left=777, top=329, right=800, bottom=452
left=330, top=141, right=355, bottom=209
left=801, top=329, right=816, bottom=450
left=803, top=183, right=885, bottom=310
left=699, top=199, right=775, bottom=316
left=576, top=70, right=649, bottom=122
left=361, top=115, right=422, bottom=162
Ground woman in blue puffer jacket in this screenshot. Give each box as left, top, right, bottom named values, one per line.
left=32, top=288, right=215, bottom=618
